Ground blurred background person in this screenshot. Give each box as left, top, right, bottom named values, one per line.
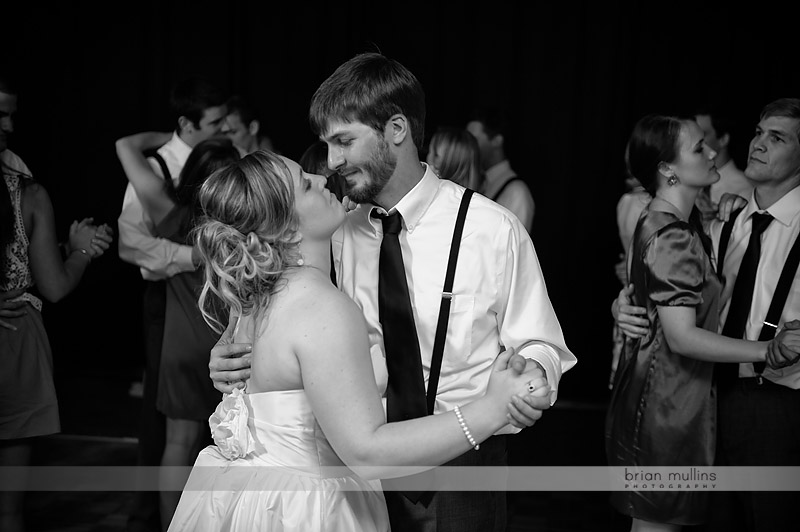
left=116, top=132, right=240, bottom=529
left=299, top=139, right=346, bottom=202
left=117, top=76, right=228, bottom=532
left=426, top=126, right=483, bottom=190
left=222, top=94, right=279, bottom=156
left=298, top=139, right=331, bottom=176
left=1, top=75, right=112, bottom=532
left=466, top=106, right=534, bottom=233
left=610, top=167, right=652, bottom=387
left=693, top=102, right=752, bottom=221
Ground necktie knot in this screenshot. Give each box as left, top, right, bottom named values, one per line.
left=751, top=212, right=774, bottom=236
left=379, top=211, right=403, bottom=235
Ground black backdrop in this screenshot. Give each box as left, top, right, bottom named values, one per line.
left=5, top=1, right=799, bottom=404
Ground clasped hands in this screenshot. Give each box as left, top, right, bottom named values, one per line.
left=67, top=217, right=114, bottom=259
left=767, top=321, right=800, bottom=369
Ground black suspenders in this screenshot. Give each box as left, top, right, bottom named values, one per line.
left=426, top=189, right=474, bottom=414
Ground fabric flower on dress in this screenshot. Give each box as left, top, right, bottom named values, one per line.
left=209, top=387, right=255, bottom=460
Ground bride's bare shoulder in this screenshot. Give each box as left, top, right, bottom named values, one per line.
left=285, top=268, right=360, bottom=317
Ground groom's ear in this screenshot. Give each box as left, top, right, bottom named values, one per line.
left=386, top=114, right=409, bottom=147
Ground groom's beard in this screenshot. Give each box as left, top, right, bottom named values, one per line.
left=343, top=137, right=397, bottom=205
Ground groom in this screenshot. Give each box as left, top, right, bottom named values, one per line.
left=208, top=52, right=576, bottom=532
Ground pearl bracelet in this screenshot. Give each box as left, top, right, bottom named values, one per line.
left=453, top=405, right=479, bottom=451
left=71, top=248, right=91, bottom=259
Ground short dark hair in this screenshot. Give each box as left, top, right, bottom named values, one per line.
left=170, top=77, right=228, bottom=130
left=309, top=52, right=426, bottom=152
left=759, top=97, right=800, bottom=140
left=226, top=94, right=261, bottom=126
left=467, top=105, right=509, bottom=140
left=693, top=101, right=736, bottom=139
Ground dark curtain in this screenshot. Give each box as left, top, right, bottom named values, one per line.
left=5, top=0, right=798, bottom=404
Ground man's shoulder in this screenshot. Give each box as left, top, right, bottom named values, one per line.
left=437, top=179, right=503, bottom=215
left=465, top=187, right=526, bottom=235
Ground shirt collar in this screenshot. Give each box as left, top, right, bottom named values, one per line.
left=745, top=183, right=800, bottom=228
left=168, top=131, right=193, bottom=164
left=365, top=163, right=440, bottom=234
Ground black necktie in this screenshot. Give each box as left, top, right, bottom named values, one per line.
left=719, top=212, right=774, bottom=378
left=376, top=210, right=427, bottom=422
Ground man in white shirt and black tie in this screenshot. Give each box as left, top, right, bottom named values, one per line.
left=207, top=52, right=577, bottom=532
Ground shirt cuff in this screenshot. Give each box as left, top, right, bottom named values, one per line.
left=165, top=244, right=197, bottom=276
left=519, top=342, right=562, bottom=406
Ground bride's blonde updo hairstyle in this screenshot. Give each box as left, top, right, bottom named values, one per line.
left=194, top=150, right=302, bottom=332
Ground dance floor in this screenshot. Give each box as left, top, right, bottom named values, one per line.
left=23, top=374, right=632, bottom=532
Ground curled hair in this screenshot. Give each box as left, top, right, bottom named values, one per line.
left=625, top=114, right=685, bottom=196
left=194, top=151, right=301, bottom=333
left=428, top=126, right=483, bottom=190
left=309, top=52, right=426, bottom=152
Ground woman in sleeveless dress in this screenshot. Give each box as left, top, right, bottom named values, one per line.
left=605, top=115, right=792, bottom=531
left=115, top=133, right=241, bottom=526
left=167, top=151, right=545, bottom=531
left=1, top=73, right=112, bottom=532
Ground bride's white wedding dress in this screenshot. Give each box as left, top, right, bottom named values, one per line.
left=168, top=388, right=390, bottom=531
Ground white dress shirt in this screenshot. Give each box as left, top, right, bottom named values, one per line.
left=117, top=132, right=195, bottom=280
left=331, top=164, right=576, bottom=434
left=480, top=160, right=535, bottom=234
left=708, top=184, right=800, bottom=389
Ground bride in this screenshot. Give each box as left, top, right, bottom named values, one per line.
left=167, top=151, right=547, bottom=531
